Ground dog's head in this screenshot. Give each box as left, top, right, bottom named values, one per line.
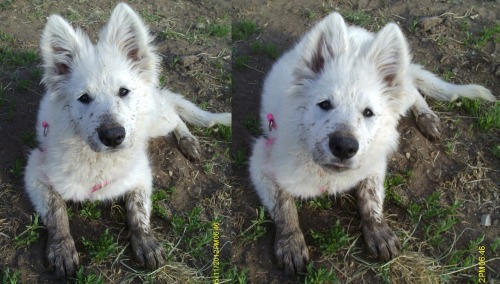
left=40, top=3, right=159, bottom=152
left=291, top=13, right=410, bottom=171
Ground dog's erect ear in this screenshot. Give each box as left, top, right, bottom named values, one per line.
left=40, top=15, right=90, bottom=89
left=297, top=12, right=348, bottom=78
left=366, top=23, right=410, bottom=87
left=99, top=3, right=158, bottom=83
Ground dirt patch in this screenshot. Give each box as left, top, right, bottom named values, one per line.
left=232, top=0, right=499, bottom=283
left=0, top=0, right=230, bottom=282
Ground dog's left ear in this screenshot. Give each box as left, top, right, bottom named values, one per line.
left=99, top=3, right=159, bottom=84
left=365, top=23, right=410, bottom=87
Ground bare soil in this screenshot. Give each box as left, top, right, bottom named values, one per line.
left=232, top=0, right=499, bottom=283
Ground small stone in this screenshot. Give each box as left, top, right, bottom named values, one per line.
left=470, top=14, right=479, bottom=20
left=480, top=214, right=491, bottom=226
left=168, top=171, right=173, bottom=177
left=406, top=152, right=411, bottom=159
left=419, top=16, right=443, bottom=31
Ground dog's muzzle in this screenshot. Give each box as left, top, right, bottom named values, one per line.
left=328, top=131, right=359, bottom=160
left=97, top=125, right=126, bottom=148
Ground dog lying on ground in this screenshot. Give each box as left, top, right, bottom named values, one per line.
left=249, top=12, right=495, bottom=275
left=24, top=3, right=230, bottom=277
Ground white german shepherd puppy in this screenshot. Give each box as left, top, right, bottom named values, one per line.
left=24, top=3, right=230, bottom=277
left=249, top=12, right=494, bottom=275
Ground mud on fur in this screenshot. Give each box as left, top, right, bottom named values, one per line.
left=249, top=12, right=495, bottom=275
left=24, top=3, right=231, bottom=277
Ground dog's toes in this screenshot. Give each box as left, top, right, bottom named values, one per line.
left=47, top=236, right=79, bottom=277
left=362, top=220, right=400, bottom=260
left=131, top=233, right=166, bottom=268
left=416, top=112, right=441, bottom=140
left=275, top=231, right=310, bottom=275
left=178, top=136, right=202, bottom=161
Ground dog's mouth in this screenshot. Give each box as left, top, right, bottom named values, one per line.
left=322, top=162, right=351, bottom=171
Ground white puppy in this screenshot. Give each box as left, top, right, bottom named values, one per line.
left=249, top=12, right=494, bottom=275
left=24, top=3, right=230, bottom=277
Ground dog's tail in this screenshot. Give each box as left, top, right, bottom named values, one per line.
left=410, top=64, right=496, bottom=102
left=170, top=92, right=231, bottom=127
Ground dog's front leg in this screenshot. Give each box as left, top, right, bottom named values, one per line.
left=30, top=186, right=79, bottom=277
left=125, top=188, right=166, bottom=268
left=173, top=119, right=201, bottom=161
left=357, top=176, right=400, bottom=260
left=272, top=185, right=310, bottom=275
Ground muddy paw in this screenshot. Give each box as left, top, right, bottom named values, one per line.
left=416, top=112, right=441, bottom=140
left=131, top=233, right=166, bottom=268
left=47, top=236, right=79, bottom=277
left=275, top=230, right=310, bottom=275
left=362, top=220, right=400, bottom=260
left=178, top=136, right=201, bottom=161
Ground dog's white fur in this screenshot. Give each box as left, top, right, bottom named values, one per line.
left=24, top=3, right=230, bottom=276
left=249, top=12, right=494, bottom=273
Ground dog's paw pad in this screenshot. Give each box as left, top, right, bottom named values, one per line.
left=416, top=112, right=441, bottom=140
left=362, top=220, right=400, bottom=260
left=178, top=136, right=202, bottom=161
left=47, top=236, right=79, bottom=277
left=275, top=231, right=310, bottom=275
left=131, top=233, right=166, bottom=268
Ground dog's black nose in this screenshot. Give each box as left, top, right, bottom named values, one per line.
left=329, top=133, right=359, bottom=160
left=98, top=126, right=125, bottom=148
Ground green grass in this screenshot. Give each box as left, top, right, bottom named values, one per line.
left=301, top=262, right=337, bottom=284
left=233, top=20, right=259, bottom=41
left=305, top=195, right=332, bottom=210
left=242, top=115, right=262, bottom=136
left=9, top=159, right=23, bottom=178
left=250, top=41, right=279, bottom=59
left=241, top=206, right=269, bottom=242
left=1, top=268, right=20, bottom=284
left=310, top=220, right=349, bottom=257
left=0, top=48, right=38, bottom=70
left=234, top=55, right=249, bottom=69
left=152, top=187, right=175, bottom=218
left=207, top=22, right=231, bottom=37
left=223, top=263, right=249, bottom=284
left=407, top=191, right=462, bottom=247
left=170, top=207, right=213, bottom=259
left=408, top=19, right=419, bottom=33
left=493, top=145, right=500, bottom=158
left=140, top=9, right=160, bottom=23
left=16, top=79, right=29, bottom=91
left=385, top=171, right=411, bottom=206
left=342, top=10, right=370, bottom=26
left=0, top=84, right=6, bottom=107
left=81, top=229, right=119, bottom=262
left=452, top=99, right=500, bottom=130
left=72, top=267, right=104, bottom=284
left=473, top=23, right=500, bottom=47
left=15, top=213, right=42, bottom=247
left=205, top=123, right=232, bottom=142
left=79, top=201, right=102, bottom=220
left=232, top=149, right=247, bottom=168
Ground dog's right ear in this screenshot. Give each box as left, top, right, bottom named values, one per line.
left=40, top=15, right=89, bottom=89
left=295, top=12, right=348, bottom=80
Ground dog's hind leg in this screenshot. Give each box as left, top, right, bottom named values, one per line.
left=173, top=119, right=201, bottom=161
left=125, top=188, right=166, bottom=268
left=411, top=93, right=441, bottom=140
left=357, top=175, right=400, bottom=260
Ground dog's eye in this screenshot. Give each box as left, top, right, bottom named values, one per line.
left=317, top=100, right=332, bottom=111
left=78, top=94, right=92, bottom=104
left=119, top=88, right=130, bottom=98
left=363, top=108, right=374, bottom=117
